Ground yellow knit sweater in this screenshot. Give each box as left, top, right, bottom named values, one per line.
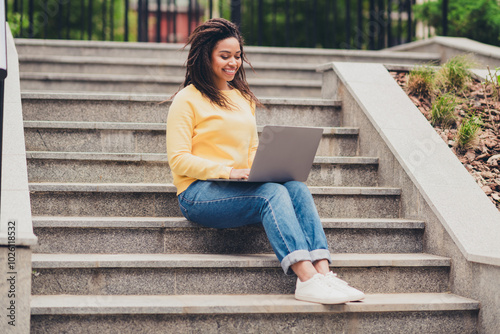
left=166, top=84, right=258, bottom=195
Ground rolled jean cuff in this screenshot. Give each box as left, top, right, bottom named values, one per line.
left=310, top=249, right=332, bottom=265
left=281, top=250, right=312, bottom=275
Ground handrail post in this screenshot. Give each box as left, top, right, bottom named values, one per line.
left=442, top=0, right=448, bottom=36
left=231, top=0, right=241, bottom=30
left=406, top=0, right=412, bottom=43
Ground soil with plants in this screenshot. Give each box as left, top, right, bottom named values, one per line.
left=390, top=59, right=500, bottom=211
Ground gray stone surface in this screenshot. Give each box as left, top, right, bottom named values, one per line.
left=31, top=268, right=294, bottom=296
left=1, top=26, right=37, bottom=246
left=26, top=154, right=378, bottom=186
left=30, top=311, right=478, bottom=334
left=31, top=265, right=449, bottom=296
left=25, top=128, right=165, bottom=153
left=353, top=311, right=478, bottom=334
left=25, top=120, right=166, bottom=131
left=32, top=222, right=423, bottom=255
left=28, top=182, right=398, bottom=194
left=29, top=191, right=181, bottom=217
left=18, top=54, right=322, bottom=81
left=27, top=159, right=172, bottom=184
left=30, top=253, right=450, bottom=295
left=314, top=193, right=400, bottom=218
left=420, top=202, right=500, bottom=334
left=387, top=36, right=500, bottom=68
left=18, top=55, right=188, bottom=77
left=31, top=216, right=424, bottom=229
left=308, top=163, right=377, bottom=187
left=1, top=26, right=35, bottom=334
left=322, top=62, right=500, bottom=265
left=258, top=102, right=343, bottom=127
left=30, top=216, right=424, bottom=254
left=15, top=37, right=439, bottom=63
left=31, top=216, right=192, bottom=228
left=32, top=227, right=166, bottom=254
left=0, top=247, right=32, bottom=334
left=20, top=72, right=322, bottom=97
left=22, top=96, right=170, bottom=123
left=30, top=313, right=348, bottom=334
left=28, top=183, right=401, bottom=218
left=31, top=252, right=449, bottom=269
left=27, top=152, right=168, bottom=162
left=17, top=37, right=487, bottom=333
left=22, top=93, right=342, bottom=126
left=24, top=125, right=355, bottom=156
left=29, top=293, right=479, bottom=315
left=320, top=60, right=500, bottom=332
left=19, top=72, right=184, bottom=95
left=322, top=217, right=425, bottom=229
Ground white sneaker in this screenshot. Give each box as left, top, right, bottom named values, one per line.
left=323, top=272, right=365, bottom=302
left=295, top=273, right=351, bottom=304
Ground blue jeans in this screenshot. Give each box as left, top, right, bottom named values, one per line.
left=177, top=180, right=331, bottom=275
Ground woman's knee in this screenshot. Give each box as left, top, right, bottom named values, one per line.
left=283, top=181, right=309, bottom=196
left=258, top=182, right=290, bottom=201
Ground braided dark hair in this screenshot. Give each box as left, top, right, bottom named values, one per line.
left=179, top=18, right=261, bottom=109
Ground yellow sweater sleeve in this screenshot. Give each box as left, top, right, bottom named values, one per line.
left=166, top=94, right=233, bottom=180
left=166, top=85, right=257, bottom=195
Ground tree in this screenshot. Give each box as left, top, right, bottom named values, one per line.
left=414, top=0, right=500, bottom=46
left=8, top=0, right=128, bottom=41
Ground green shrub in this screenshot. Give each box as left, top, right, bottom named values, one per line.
left=431, top=93, right=458, bottom=128
left=456, top=115, right=483, bottom=150
left=6, top=12, right=27, bottom=36
left=414, top=0, right=500, bottom=46
left=406, top=65, right=435, bottom=97
left=435, top=55, right=475, bottom=93
left=8, top=0, right=128, bottom=41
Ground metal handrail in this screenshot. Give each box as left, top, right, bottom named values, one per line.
left=0, top=0, right=6, bottom=77
left=1, top=0, right=8, bottom=216
left=5, top=0, right=430, bottom=50
left=0, top=1, right=5, bottom=79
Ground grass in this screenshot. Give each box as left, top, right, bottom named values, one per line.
left=456, top=115, right=483, bottom=151
left=484, top=66, right=500, bottom=102
left=434, top=54, right=476, bottom=94
left=406, top=65, right=435, bottom=97
left=430, top=93, right=458, bottom=128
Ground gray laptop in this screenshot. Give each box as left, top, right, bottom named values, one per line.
left=208, top=125, right=323, bottom=183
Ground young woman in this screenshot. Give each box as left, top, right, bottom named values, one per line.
left=166, top=18, right=364, bottom=304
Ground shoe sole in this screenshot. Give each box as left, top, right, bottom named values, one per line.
left=348, top=294, right=365, bottom=302
left=294, top=294, right=350, bottom=304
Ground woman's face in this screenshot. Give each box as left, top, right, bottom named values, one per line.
left=210, top=37, right=242, bottom=90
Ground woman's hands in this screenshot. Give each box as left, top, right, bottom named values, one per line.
left=230, top=168, right=250, bottom=179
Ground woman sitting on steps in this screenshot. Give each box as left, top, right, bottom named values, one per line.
left=166, top=17, right=364, bottom=304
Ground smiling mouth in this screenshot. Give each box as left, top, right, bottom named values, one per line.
left=223, top=69, right=237, bottom=75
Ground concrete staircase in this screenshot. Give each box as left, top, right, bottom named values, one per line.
left=15, top=39, right=439, bottom=98
left=17, top=40, right=479, bottom=333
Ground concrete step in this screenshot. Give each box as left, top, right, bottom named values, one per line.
left=18, top=55, right=322, bottom=81
left=24, top=122, right=359, bottom=157
left=28, top=183, right=402, bottom=219
left=31, top=216, right=424, bottom=255
left=31, top=253, right=450, bottom=296
left=29, top=293, right=479, bottom=333
left=21, top=93, right=343, bottom=126
left=15, top=38, right=441, bottom=64
left=26, top=152, right=378, bottom=187
left=20, top=72, right=322, bottom=97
